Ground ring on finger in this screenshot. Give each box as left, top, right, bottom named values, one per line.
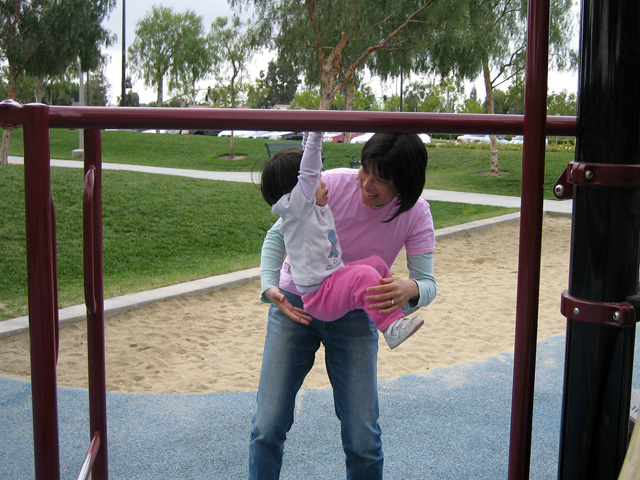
left=390, top=299, right=395, bottom=306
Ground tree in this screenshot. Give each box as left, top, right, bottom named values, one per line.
left=208, top=16, right=254, bottom=109
left=251, top=59, right=300, bottom=109
left=352, top=86, right=380, bottom=111
left=0, top=0, right=115, bottom=163
left=128, top=6, right=210, bottom=107
left=117, top=76, right=140, bottom=107
left=459, top=97, right=485, bottom=114
left=290, top=89, right=321, bottom=110
left=503, top=77, right=526, bottom=114
left=233, top=0, right=461, bottom=111
left=547, top=90, right=577, bottom=116
left=436, top=0, right=576, bottom=173
left=459, top=86, right=485, bottom=113
left=208, top=16, right=255, bottom=157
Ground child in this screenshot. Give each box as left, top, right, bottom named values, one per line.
left=260, top=131, right=424, bottom=349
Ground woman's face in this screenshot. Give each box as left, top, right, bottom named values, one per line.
left=357, top=164, right=398, bottom=208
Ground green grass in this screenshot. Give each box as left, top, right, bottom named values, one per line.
left=2, top=128, right=573, bottom=320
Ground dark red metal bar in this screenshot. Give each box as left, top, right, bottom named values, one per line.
left=557, top=0, right=640, bottom=477
left=51, top=195, right=60, bottom=361
left=45, top=106, right=576, bottom=137
left=83, top=129, right=109, bottom=480
left=508, top=0, right=551, bottom=478
left=83, top=167, right=97, bottom=316
left=22, top=103, right=61, bottom=479
left=76, top=433, right=101, bottom=480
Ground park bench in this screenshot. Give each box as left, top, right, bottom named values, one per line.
left=265, top=141, right=327, bottom=164
left=265, top=142, right=303, bottom=158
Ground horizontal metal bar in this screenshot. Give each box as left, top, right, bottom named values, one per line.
left=566, top=161, right=640, bottom=188
left=40, top=106, right=577, bottom=137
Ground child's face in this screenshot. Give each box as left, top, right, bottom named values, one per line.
left=315, top=175, right=329, bottom=206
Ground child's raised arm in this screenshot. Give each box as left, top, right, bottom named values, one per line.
left=298, top=131, right=324, bottom=201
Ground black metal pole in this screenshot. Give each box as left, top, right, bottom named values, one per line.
left=557, top=0, right=640, bottom=478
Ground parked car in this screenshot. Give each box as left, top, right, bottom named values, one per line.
left=351, top=132, right=432, bottom=144
left=509, top=135, right=549, bottom=145
left=188, top=129, right=221, bottom=136
left=350, top=132, right=375, bottom=144
left=140, top=129, right=181, bottom=134
left=456, top=134, right=509, bottom=145
left=278, top=131, right=304, bottom=140
left=417, top=133, right=432, bottom=144
left=322, top=132, right=363, bottom=143
left=217, top=130, right=261, bottom=137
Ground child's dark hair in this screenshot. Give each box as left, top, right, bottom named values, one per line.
left=360, top=133, right=428, bottom=222
left=260, top=148, right=303, bottom=206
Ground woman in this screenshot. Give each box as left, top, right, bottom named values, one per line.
left=249, top=133, right=437, bottom=480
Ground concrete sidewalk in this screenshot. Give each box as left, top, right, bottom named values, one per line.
left=8, top=155, right=573, bottom=213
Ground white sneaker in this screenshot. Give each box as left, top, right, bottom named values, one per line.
left=383, top=316, right=424, bottom=349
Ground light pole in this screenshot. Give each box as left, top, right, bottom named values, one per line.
left=121, top=0, right=126, bottom=106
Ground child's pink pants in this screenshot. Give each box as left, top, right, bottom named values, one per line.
left=302, top=255, right=403, bottom=332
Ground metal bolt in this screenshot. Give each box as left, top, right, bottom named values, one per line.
left=554, top=185, right=565, bottom=197
left=573, top=307, right=580, bottom=316
left=613, top=311, right=621, bottom=322
left=584, top=170, right=594, bottom=181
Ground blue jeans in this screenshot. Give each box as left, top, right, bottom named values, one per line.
left=249, top=290, right=383, bottom=479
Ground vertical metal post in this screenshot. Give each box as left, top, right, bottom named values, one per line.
left=508, top=0, right=550, bottom=477
left=83, top=129, right=109, bottom=480
left=23, top=103, right=60, bottom=479
left=557, top=0, right=640, bottom=478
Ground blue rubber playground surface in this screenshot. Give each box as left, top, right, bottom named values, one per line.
left=2, top=333, right=640, bottom=479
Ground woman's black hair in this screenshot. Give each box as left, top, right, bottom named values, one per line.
left=360, top=133, right=428, bottom=222
left=260, top=148, right=303, bottom=206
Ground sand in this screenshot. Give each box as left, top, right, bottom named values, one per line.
left=0, top=215, right=572, bottom=395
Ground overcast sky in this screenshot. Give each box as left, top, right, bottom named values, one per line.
left=100, top=0, right=579, bottom=106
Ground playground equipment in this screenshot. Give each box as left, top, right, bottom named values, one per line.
left=0, top=0, right=638, bottom=478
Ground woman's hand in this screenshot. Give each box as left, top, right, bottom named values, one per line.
left=365, top=277, right=419, bottom=314
left=264, top=286, right=312, bottom=325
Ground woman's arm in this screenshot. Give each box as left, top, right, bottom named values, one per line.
left=260, top=218, right=286, bottom=302
left=260, top=218, right=312, bottom=324
left=365, top=252, right=436, bottom=315
left=403, top=252, right=437, bottom=314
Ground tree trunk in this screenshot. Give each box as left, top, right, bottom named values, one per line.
left=320, top=88, right=333, bottom=111
left=230, top=78, right=236, bottom=158
left=156, top=75, right=163, bottom=107
left=156, top=75, right=163, bottom=134
left=36, top=78, right=45, bottom=103
left=0, top=130, right=10, bottom=165
left=483, top=58, right=500, bottom=173
left=344, top=78, right=355, bottom=143
left=0, top=70, right=18, bottom=165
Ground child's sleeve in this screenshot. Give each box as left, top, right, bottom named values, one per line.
left=298, top=131, right=324, bottom=201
